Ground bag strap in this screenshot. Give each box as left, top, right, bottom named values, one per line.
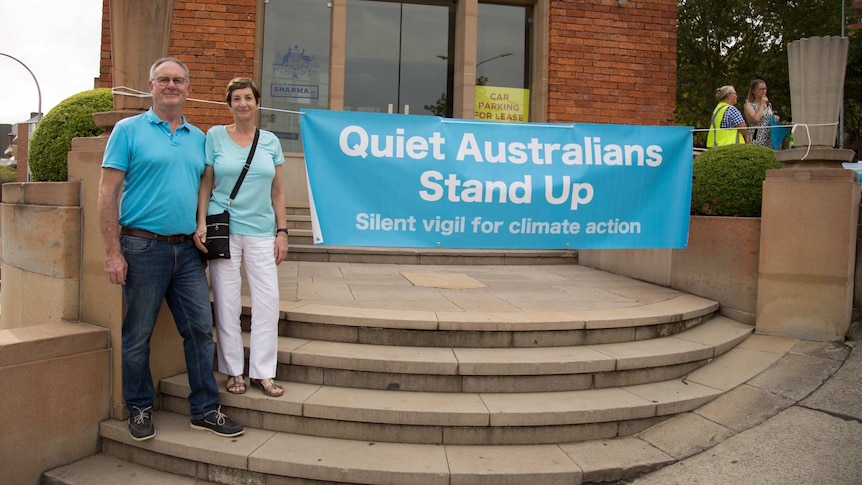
left=226, top=128, right=260, bottom=206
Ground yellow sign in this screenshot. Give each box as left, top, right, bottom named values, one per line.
left=475, top=86, right=529, bottom=122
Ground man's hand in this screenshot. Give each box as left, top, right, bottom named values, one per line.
left=99, top=167, right=127, bottom=285
left=105, top=251, right=128, bottom=285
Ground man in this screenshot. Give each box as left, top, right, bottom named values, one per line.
left=99, top=57, right=243, bottom=440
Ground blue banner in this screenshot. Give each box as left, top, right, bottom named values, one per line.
left=300, top=110, right=693, bottom=249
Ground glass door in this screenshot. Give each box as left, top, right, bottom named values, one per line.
left=344, top=0, right=454, bottom=116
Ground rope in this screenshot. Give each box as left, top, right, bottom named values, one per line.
left=112, top=87, right=839, bottom=160
left=111, top=87, right=302, bottom=115
left=690, top=122, right=838, bottom=133
left=693, top=121, right=838, bottom=161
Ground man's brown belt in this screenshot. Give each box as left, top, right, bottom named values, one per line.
left=122, top=228, right=190, bottom=244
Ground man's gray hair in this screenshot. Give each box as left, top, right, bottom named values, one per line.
left=149, top=57, right=190, bottom=80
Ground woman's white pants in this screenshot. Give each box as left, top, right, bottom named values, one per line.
left=209, top=234, right=279, bottom=380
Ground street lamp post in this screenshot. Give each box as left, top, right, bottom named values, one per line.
left=476, top=52, right=512, bottom=68
left=0, top=52, right=42, bottom=121
left=436, top=52, right=513, bottom=67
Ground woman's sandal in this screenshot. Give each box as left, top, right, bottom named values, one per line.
left=250, top=378, right=284, bottom=397
left=226, top=375, right=247, bottom=394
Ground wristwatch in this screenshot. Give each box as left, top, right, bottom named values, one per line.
left=276, top=228, right=289, bottom=235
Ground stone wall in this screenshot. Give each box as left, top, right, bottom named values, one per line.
left=0, top=177, right=111, bottom=483
left=0, top=182, right=82, bottom=329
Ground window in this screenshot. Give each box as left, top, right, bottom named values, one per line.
left=477, top=3, right=530, bottom=89
left=260, top=0, right=543, bottom=143
left=343, top=0, right=455, bottom=116
left=261, top=0, right=332, bottom=152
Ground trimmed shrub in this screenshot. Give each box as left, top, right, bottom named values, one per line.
left=691, top=144, right=782, bottom=217
left=29, top=88, right=113, bottom=181
left=0, top=166, right=17, bottom=184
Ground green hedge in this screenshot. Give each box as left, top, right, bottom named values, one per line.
left=691, top=144, right=782, bottom=217
left=0, top=165, right=17, bottom=183
left=29, top=88, right=113, bottom=181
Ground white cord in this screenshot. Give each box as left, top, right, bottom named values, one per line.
left=690, top=121, right=838, bottom=133
left=111, top=86, right=302, bottom=114
left=111, top=86, right=836, bottom=155
left=694, top=121, right=837, bottom=159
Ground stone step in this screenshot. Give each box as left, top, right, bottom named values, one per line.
left=160, top=332, right=781, bottom=446
left=281, top=211, right=583, bottom=264
left=285, top=213, right=312, bottom=230
left=99, top=334, right=793, bottom=484
left=284, top=244, right=580, bottom=265
left=98, top=409, right=667, bottom=485
left=42, top=453, right=198, bottom=485
left=285, top=205, right=311, bottom=216
left=274, top=293, right=719, bottom=348
left=159, top=376, right=710, bottom=445
left=255, top=316, right=753, bottom=392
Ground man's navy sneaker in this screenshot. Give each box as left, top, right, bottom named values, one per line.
left=129, top=405, right=155, bottom=441
left=190, top=406, right=244, bottom=437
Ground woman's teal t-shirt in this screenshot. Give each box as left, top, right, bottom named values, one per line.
left=205, top=126, right=285, bottom=236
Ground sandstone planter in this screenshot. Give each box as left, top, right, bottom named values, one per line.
left=578, top=216, right=760, bottom=324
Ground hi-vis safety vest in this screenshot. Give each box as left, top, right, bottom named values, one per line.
left=707, top=102, right=746, bottom=147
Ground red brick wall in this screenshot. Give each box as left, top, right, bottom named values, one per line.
left=98, top=0, right=677, bottom=129
left=547, top=0, right=677, bottom=125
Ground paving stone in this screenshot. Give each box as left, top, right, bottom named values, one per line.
left=694, top=384, right=794, bottom=432
left=629, top=407, right=862, bottom=485
left=637, top=412, right=734, bottom=460
left=800, top=342, right=862, bottom=421
left=747, top=352, right=842, bottom=401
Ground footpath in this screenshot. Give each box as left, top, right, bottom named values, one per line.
left=626, top=323, right=862, bottom=484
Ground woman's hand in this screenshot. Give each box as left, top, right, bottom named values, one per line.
left=194, top=222, right=208, bottom=253
left=274, top=232, right=288, bottom=264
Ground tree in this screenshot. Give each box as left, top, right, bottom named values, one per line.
left=677, top=0, right=850, bottom=147
left=844, top=28, right=862, bottom=154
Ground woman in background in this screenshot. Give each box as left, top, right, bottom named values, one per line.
left=744, top=79, right=779, bottom=147
left=707, top=85, right=749, bottom=147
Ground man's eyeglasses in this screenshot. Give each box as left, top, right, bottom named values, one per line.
left=153, top=76, right=187, bottom=86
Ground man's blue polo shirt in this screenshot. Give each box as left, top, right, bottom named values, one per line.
left=102, top=108, right=206, bottom=236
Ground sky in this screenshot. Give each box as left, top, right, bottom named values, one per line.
left=0, top=0, right=103, bottom=125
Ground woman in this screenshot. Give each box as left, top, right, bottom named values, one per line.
left=197, top=77, right=289, bottom=397
left=707, top=85, right=749, bottom=147
left=743, top=79, right=779, bottom=147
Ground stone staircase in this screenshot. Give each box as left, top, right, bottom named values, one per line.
left=90, top=298, right=774, bottom=484
left=44, top=210, right=790, bottom=484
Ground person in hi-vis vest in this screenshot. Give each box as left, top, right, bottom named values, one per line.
left=707, top=85, right=749, bottom=147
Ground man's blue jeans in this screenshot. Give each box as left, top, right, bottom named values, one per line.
left=121, top=235, right=219, bottom=420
